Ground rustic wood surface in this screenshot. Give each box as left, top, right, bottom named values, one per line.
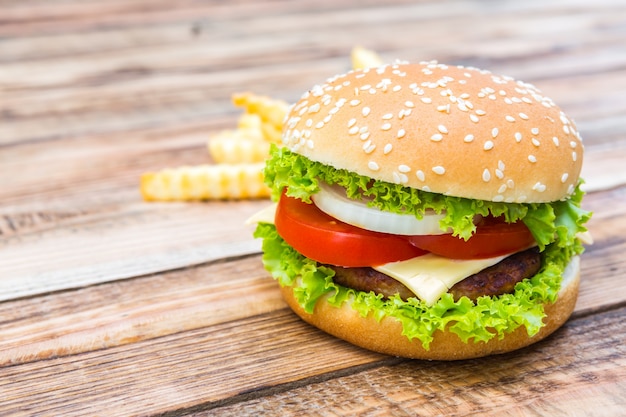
left=1, top=0, right=625, bottom=415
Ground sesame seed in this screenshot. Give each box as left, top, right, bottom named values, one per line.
left=305, top=119, right=313, bottom=127
left=498, top=184, right=507, bottom=194
left=561, top=173, right=569, bottom=183
left=350, top=99, right=361, bottom=106
left=484, top=141, right=494, bottom=150
left=570, top=141, right=577, bottom=148
left=306, top=140, right=314, bottom=149
left=438, top=125, right=448, bottom=134
left=482, top=169, right=491, bottom=182
left=348, top=118, right=357, bottom=128
left=308, top=103, right=320, bottom=113
left=422, top=186, right=431, bottom=192
left=491, top=127, right=499, bottom=138
left=397, top=129, right=406, bottom=139
left=464, top=134, right=474, bottom=143
left=533, top=182, right=547, bottom=192
left=519, top=112, right=529, bottom=120
left=360, top=132, right=370, bottom=140
left=475, top=109, right=486, bottom=116
left=531, top=127, right=540, bottom=135
left=362, top=107, right=371, bottom=117
left=495, top=169, right=504, bottom=179
left=364, top=144, right=376, bottom=154
left=381, top=123, right=392, bottom=131
left=421, top=97, right=432, bottom=104
left=432, top=166, right=446, bottom=175
left=368, top=161, right=380, bottom=171
left=398, top=164, right=411, bottom=173
left=563, top=125, right=571, bottom=134
left=528, top=155, right=537, bottom=163
left=323, top=115, right=331, bottom=123
left=572, top=151, right=577, bottom=161
left=431, top=133, right=443, bottom=142
left=416, top=170, right=425, bottom=181
left=553, top=137, right=560, bottom=146
left=470, top=114, right=479, bottom=123
left=532, top=138, right=541, bottom=147
left=505, top=115, right=516, bottom=122
left=405, top=101, right=415, bottom=108
left=437, top=104, right=450, bottom=113
left=498, top=160, right=505, bottom=171
left=382, top=113, right=393, bottom=120
left=315, top=121, right=325, bottom=129
left=349, top=126, right=359, bottom=135
left=567, top=184, right=575, bottom=194
left=522, top=97, right=532, bottom=104
left=393, top=85, right=402, bottom=92
left=384, top=143, right=393, bottom=154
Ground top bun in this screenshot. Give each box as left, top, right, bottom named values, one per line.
left=282, top=61, right=583, bottom=203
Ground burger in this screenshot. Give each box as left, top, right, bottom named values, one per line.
left=251, top=60, right=591, bottom=360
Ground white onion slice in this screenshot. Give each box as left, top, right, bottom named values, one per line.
left=311, top=182, right=449, bottom=236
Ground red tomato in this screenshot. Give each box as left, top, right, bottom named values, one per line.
left=407, top=216, right=536, bottom=259
left=275, top=193, right=427, bottom=267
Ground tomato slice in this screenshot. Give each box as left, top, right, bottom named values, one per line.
left=407, top=216, right=536, bottom=259
left=275, top=193, right=427, bottom=267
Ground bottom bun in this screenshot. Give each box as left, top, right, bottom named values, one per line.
left=280, top=256, right=580, bottom=360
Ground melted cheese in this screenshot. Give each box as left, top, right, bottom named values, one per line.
left=245, top=202, right=277, bottom=225
left=373, top=254, right=508, bottom=306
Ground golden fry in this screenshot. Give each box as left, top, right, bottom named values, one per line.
left=208, top=131, right=270, bottom=164
left=232, top=92, right=289, bottom=144
left=140, top=163, right=270, bottom=201
left=351, top=46, right=383, bottom=70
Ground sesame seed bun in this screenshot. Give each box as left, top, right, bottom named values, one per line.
left=280, top=256, right=580, bottom=360
left=283, top=61, right=583, bottom=203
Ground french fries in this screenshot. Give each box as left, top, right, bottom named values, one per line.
left=208, top=129, right=269, bottom=164
left=140, top=163, right=270, bottom=201
left=207, top=93, right=288, bottom=164
left=351, top=46, right=383, bottom=70
left=141, top=47, right=384, bottom=202
left=231, top=93, right=288, bottom=144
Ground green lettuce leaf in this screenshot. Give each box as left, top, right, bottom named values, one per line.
left=255, top=222, right=585, bottom=350
left=263, top=146, right=590, bottom=246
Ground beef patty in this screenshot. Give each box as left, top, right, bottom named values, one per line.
left=329, top=248, right=541, bottom=302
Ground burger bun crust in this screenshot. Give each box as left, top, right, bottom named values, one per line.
left=282, top=62, right=583, bottom=204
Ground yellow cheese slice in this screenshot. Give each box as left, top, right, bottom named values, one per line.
left=374, top=253, right=508, bottom=306
left=245, top=202, right=277, bottom=225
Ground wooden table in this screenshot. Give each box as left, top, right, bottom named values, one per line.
left=1, top=0, right=625, bottom=415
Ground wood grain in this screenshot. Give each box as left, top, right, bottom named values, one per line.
left=197, top=308, right=626, bottom=417
left=0, top=0, right=625, bottom=415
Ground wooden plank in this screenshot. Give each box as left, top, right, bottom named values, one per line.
left=0, top=309, right=387, bottom=417
left=1, top=305, right=622, bottom=416
left=198, top=307, right=626, bottom=417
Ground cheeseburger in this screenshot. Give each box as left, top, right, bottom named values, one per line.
left=252, top=61, right=591, bottom=360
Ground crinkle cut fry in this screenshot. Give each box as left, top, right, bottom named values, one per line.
left=140, top=163, right=271, bottom=201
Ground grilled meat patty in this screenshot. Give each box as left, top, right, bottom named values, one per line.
left=329, top=248, right=541, bottom=302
